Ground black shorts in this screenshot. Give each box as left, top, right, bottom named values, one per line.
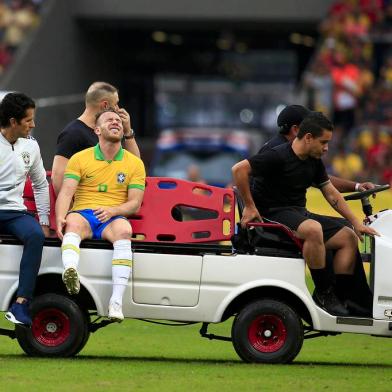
left=263, top=206, right=346, bottom=242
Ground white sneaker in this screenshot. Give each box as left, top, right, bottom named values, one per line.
left=108, top=301, right=124, bottom=322
left=62, top=267, right=80, bottom=295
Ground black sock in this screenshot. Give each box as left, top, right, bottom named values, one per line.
left=336, top=274, right=373, bottom=315
left=336, top=274, right=366, bottom=304
left=310, top=267, right=332, bottom=292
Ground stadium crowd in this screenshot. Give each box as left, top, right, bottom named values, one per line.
left=0, top=0, right=43, bottom=75
left=0, top=0, right=389, bottom=188
left=303, top=0, right=392, bottom=187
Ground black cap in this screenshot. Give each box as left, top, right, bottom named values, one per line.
left=277, top=105, right=311, bottom=133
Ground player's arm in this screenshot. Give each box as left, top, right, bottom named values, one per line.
left=52, top=129, right=81, bottom=195
left=94, top=188, right=144, bottom=222
left=114, top=187, right=144, bottom=216
left=29, top=142, right=50, bottom=235
left=232, top=159, right=262, bottom=228
left=51, top=155, right=69, bottom=195
left=118, top=108, right=141, bottom=158
left=329, top=175, right=376, bottom=193
left=55, top=177, right=79, bottom=239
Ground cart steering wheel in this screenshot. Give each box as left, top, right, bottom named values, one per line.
left=344, top=184, right=390, bottom=217
left=344, top=184, right=390, bottom=201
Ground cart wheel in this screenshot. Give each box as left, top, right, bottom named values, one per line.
left=232, top=299, right=304, bottom=364
left=16, top=293, right=89, bottom=357
left=73, top=309, right=91, bottom=356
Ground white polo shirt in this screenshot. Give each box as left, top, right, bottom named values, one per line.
left=0, top=132, right=49, bottom=225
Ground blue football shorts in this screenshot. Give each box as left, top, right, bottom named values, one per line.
left=69, top=209, right=126, bottom=239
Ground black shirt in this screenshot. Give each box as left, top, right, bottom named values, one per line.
left=250, top=134, right=289, bottom=192
left=248, top=143, right=329, bottom=214
left=257, top=133, right=288, bottom=154
left=55, top=119, right=97, bottom=159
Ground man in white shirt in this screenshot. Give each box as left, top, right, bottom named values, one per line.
left=0, top=92, right=50, bottom=326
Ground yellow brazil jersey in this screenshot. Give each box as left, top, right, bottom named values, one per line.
left=64, top=144, right=145, bottom=211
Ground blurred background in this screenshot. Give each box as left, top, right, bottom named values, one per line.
left=0, top=0, right=391, bottom=199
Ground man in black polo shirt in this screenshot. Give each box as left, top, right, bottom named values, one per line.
left=232, top=112, right=379, bottom=317
left=254, top=105, right=375, bottom=315
left=51, top=81, right=140, bottom=195
left=258, top=104, right=374, bottom=192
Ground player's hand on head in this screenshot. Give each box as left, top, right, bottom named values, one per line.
left=117, top=108, right=131, bottom=132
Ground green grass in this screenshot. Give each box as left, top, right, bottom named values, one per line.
left=1, top=313, right=392, bottom=391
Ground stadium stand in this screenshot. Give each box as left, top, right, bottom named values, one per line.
left=303, top=0, right=392, bottom=187
left=0, top=0, right=43, bottom=75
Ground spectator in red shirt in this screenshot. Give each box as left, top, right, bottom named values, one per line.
left=331, top=50, right=362, bottom=131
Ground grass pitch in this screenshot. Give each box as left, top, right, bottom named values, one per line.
left=1, top=314, right=392, bottom=392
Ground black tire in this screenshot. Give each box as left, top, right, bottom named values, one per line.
left=15, top=293, right=89, bottom=357
left=231, top=299, right=304, bottom=364
left=73, top=309, right=91, bottom=356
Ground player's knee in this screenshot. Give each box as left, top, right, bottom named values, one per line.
left=299, top=220, right=323, bottom=243
left=342, top=227, right=358, bottom=249
left=65, top=222, right=84, bottom=234
left=116, top=227, right=133, bottom=240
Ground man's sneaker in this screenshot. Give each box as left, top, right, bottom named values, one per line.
left=344, top=299, right=372, bottom=318
left=5, top=301, right=32, bottom=326
left=62, top=267, right=80, bottom=295
left=108, top=301, right=124, bottom=322
left=313, top=287, right=350, bottom=317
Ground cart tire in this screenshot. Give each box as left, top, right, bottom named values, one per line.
left=232, top=299, right=304, bottom=364
left=73, top=309, right=91, bottom=356
left=15, top=293, right=89, bottom=357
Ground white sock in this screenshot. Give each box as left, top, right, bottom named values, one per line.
left=110, top=240, right=132, bottom=305
left=61, top=232, right=81, bottom=270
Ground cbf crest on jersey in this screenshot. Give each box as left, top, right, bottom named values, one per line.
left=21, top=151, right=30, bottom=166
left=117, top=172, right=126, bottom=184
